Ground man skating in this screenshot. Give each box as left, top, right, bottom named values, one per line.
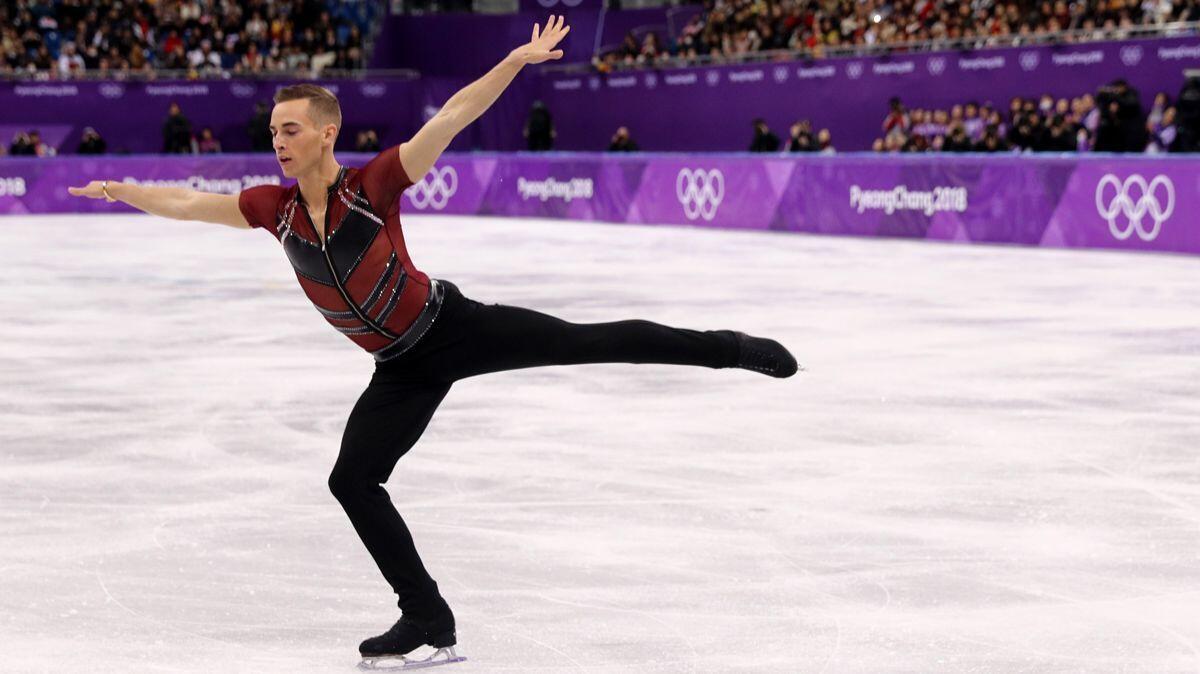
left=69, top=14, right=798, bottom=669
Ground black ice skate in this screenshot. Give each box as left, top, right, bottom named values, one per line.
left=733, top=331, right=800, bottom=378
left=358, top=612, right=465, bottom=671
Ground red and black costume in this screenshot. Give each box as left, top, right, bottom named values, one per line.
left=238, top=145, right=743, bottom=630
left=238, top=146, right=441, bottom=362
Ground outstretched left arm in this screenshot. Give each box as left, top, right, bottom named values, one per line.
left=398, top=14, right=570, bottom=181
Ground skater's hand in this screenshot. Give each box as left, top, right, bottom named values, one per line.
left=510, top=14, right=570, bottom=65
left=68, top=181, right=115, bottom=201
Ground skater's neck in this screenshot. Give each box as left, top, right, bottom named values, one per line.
left=296, top=154, right=343, bottom=212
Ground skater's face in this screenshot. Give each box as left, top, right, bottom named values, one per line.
left=270, top=99, right=338, bottom=178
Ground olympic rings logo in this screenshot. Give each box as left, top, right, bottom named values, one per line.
left=406, top=165, right=458, bottom=211
left=1095, top=173, right=1174, bottom=242
left=676, top=168, right=724, bottom=221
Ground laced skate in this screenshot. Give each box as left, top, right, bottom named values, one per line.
left=358, top=646, right=466, bottom=671
left=358, top=613, right=465, bottom=671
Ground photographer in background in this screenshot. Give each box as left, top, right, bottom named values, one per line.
left=1094, top=79, right=1146, bottom=152
left=1171, top=76, right=1200, bottom=152
left=608, top=126, right=639, bottom=152
left=748, top=118, right=780, bottom=152
left=77, top=127, right=107, bottom=155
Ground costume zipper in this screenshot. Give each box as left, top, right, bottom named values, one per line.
left=309, top=178, right=400, bottom=340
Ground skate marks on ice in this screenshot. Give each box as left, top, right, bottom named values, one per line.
left=3, top=214, right=1200, bottom=672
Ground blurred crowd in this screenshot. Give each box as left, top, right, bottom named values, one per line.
left=872, top=79, right=1197, bottom=153
left=597, top=0, right=1200, bottom=70
left=521, top=100, right=837, bottom=153
left=0, top=99, right=385, bottom=156
left=517, top=84, right=1200, bottom=154
left=5, top=84, right=1194, bottom=155
left=0, top=0, right=375, bottom=79
left=748, top=118, right=836, bottom=152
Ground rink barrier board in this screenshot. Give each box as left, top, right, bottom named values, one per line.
left=0, top=152, right=1195, bottom=255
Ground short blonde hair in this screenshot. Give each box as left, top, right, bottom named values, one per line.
left=274, top=84, right=342, bottom=130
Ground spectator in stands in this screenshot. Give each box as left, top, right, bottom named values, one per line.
left=162, top=102, right=194, bottom=154
left=240, top=43, right=264, bottom=73
left=164, top=43, right=189, bottom=70
left=673, top=14, right=705, bottom=62
left=963, top=102, right=985, bottom=141
left=27, top=130, right=55, bottom=157
left=749, top=119, right=781, bottom=152
left=786, top=120, right=815, bottom=152
left=1042, top=115, right=1078, bottom=152
left=942, top=123, right=974, bottom=152
left=608, top=126, right=640, bottom=152
left=1146, top=91, right=1170, bottom=132
left=639, top=33, right=668, bottom=65
left=985, top=108, right=1007, bottom=138
left=311, top=44, right=338, bottom=75
left=1077, top=94, right=1100, bottom=142
left=902, top=133, right=930, bottom=152
left=619, top=32, right=640, bottom=64
left=1147, top=107, right=1178, bottom=153
left=1037, top=93, right=1056, bottom=116
left=77, top=127, right=107, bottom=155
left=248, top=101, right=273, bottom=152
left=976, top=124, right=1010, bottom=152
left=524, top=100, right=555, bottom=151
left=8, top=132, right=34, bottom=156
left=882, top=97, right=909, bottom=142
left=196, top=127, right=222, bottom=154
left=1007, top=112, right=1037, bottom=150
left=911, top=109, right=948, bottom=141
left=188, top=38, right=222, bottom=75
left=816, top=129, right=835, bottom=154
left=56, top=42, right=84, bottom=77
left=356, top=129, right=381, bottom=152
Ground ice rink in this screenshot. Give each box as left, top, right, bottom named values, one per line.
left=3, top=212, right=1200, bottom=673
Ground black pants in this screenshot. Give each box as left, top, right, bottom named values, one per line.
left=327, top=279, right=739, bottom=620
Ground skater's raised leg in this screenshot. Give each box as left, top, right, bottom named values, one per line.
left=420, top=281, right=798, bottom=381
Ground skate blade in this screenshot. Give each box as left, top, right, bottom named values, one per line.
left=358, top=646, right=467, bottom=671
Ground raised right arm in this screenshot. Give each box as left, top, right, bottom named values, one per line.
left=68, top=180, right=251, bottom=229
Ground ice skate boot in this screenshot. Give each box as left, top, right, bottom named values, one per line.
left=358, top=609, right=465, bottom=671
left=733, top=331, right=800, bottom=378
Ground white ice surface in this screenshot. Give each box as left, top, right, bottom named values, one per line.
left=2, top=214, right=1200, bottom=674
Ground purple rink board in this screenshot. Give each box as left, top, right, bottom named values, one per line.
left=0, top=153, right=1195, bottom=256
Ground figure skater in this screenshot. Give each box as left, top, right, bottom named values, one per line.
left=69, top=15, right=797, bottom=669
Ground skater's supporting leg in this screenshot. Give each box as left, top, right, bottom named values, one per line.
left=329, top=375, right=454, bottom=620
